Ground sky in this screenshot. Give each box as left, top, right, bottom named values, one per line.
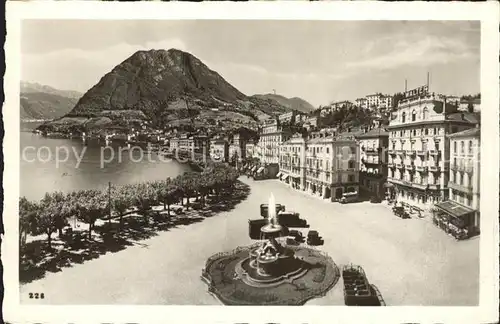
left=21, top=20, right=480, bottom=107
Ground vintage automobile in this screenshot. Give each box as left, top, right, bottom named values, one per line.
left=392, top=206, right=410, bottom=219
left=370, top=196, right=382, bottom=204
left=288, top=230, right=304, bottom=242
left=342, top=264, right=381, bottom=306
left=340, top=191, right=359, bottom=204
left=307, top=230, right=324, bottom=246
left=277, top=211, right=308, bottom=228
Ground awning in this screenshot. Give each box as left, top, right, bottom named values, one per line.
left=276, top=172, right=282, bottom=178
left=291, top=175, right=301, bottom=179
left=384, top=182, right=394, bottom=188
left=435, top=200, right=474, bottom=218
left=257, top=167, right=264, bottom=173
left=251, top=166, right=257, bottom=172
left=282, top=174, right=289, bottom=180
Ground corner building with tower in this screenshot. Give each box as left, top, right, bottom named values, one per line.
left=386, top=85, right=478, bottom=211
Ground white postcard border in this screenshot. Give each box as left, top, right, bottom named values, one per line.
left=3, top=2, right=500, bottom=324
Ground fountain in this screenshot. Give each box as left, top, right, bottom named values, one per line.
left=201, top=193, right=340, bottom=305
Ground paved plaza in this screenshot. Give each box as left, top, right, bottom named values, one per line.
left=20, top=176, right=479, bottom=305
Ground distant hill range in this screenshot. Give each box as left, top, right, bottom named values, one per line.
left=20, top=82, right=82, bottom=121
left=41, top=48, right=295, bottom=133
left=252, top=94, right=315, bottom=113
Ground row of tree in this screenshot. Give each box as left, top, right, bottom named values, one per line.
left=19, top=164, right=240, bottom=249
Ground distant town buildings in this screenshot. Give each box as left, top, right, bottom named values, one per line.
left=365, top=93, right=393, bottom=111
left=210, top=137, right=229, bottom=162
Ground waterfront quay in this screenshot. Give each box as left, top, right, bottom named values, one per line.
left=21, top=176, right=478, bottom=306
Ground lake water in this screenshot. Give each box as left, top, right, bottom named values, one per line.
left=20, top=132, right=190, bottom=201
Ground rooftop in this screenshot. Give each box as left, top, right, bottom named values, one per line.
left=357, top=127, right=389, bottom=139
left=435, top=200, right=475, bottom=218
left=448, top=127, right=480, bottom=139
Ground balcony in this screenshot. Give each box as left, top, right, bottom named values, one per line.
left=450, top=164, right=459, bottom=171
left=448, top=181, right=473, bottom=194
left=415, top=165, right=428, bottom=173
left=428, top=150, right=440, bottom=156
left=464, top=165, right=473, bottom=173
left=362, top=158, right=380, bottom=166
left=406, top=150, right=416, bottom=156
left=416, top=150, right=426, bottom=156
left=396, top=164, right=403, bottom=169
left=427, top=183, right=441, bottom=190
left=405, top=163, right=415, bottom=171
left=388, top=150, right=396, bottom=155
left=387, top=163, right=395, bottom=168
left=395, top=150, right=404, bottom=155
left=428, top=165, right=441, bottom=172
left=413, top=183, right=428, bottom=190
left=390, top=178, right=413, bottom=187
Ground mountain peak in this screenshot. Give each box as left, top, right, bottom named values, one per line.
left=66, top=49, right=283, bottom=122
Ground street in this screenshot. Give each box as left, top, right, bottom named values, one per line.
left=20, top=176, right=479, bottom=305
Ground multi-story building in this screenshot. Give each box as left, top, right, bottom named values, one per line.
left=278, top=111, right=296, bottom=125
left=210, top=137, right=229, bottom=162
left=366, top=93, right=393, bottom=110
left=258, top=118, right=291, bottom=165
left=190, top=134, right=210, bottom=155
left=229, top=132, right=248, bottom=163
left=357, top=127, right=389, bottom=198
left=387, top=88, right=477, bottom=210
left=458, top=98, right=481, bottom=112
left=304, top=116, right=320, bottom=130
left=434, top=126, right=480, bottom=235
left=355, top=98, right=368, bottom=110
left=279, top=133, right=307, bottom=190
left=245, top=140, right=257, bottom=160
left=331, top=100, right=354, bottom=112
left=304, top=130, right=360, bottom=200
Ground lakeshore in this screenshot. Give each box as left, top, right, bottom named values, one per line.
left=21, top=176, right=479, bottom=306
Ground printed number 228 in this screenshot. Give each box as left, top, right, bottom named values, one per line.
left=29, top=293, right=45, bottom=299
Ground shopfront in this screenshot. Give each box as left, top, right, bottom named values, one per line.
left=433, top=200, right=477, bottom=239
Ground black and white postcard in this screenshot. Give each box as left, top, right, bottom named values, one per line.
left=3, top=2, right=499, bottom=324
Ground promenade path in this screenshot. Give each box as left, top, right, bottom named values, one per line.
left=20, top=176, right=479, bottom=305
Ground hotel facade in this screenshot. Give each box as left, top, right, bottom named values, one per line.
left=278, top=129, right=360, bottom=202
left=386, top=86, right=477, bottom=210
left=258, top=118, right=292, bottom=165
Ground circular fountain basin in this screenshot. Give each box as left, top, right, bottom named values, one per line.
left=201, top=243, right=340, bottom=305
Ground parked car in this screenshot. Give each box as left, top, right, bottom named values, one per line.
left=392, top=206, right=410, bottom=219
left=370, top=196, right=382, bottom=203
left=307, top=230, right=324, bottom=246
left=340, top=191, right=359, bottom=204
left=288, top=230, right=304, bottom=242
left=278, top=211, right=308, bottom=228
